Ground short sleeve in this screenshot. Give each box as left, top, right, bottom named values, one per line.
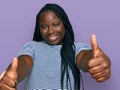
left=75, top=43, right=91, bottom=56
left=17, top=41, right=35, bottom=60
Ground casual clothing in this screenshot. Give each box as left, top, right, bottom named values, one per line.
left=18, top=41, right=90, bottom=90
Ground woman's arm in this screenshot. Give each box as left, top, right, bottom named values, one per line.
left=76, top=49, right=111, bottom=70
left=76, top=34, right=111, bottom=82
left=0, top=55, right=33, bottom=89
left=76, top=50, right=93, bottom=72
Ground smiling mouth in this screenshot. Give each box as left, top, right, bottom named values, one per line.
left=48, top=35, right=58, bottom=41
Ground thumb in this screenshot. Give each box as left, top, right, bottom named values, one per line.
left=0, top=57, right=18, bottom=80
left=10, top=57, right=18, bottom=72
left=3, top=57, right=19, bottom=82
left=0, top=57, right=18, bottom=88
left=91, top=34, right=99, bottom=57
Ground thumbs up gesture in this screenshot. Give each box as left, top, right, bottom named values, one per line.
left=0, top=55, right=33, bottom=90
left=88, top=34, right=111, bottom=82
left=76, top=34, right=111, bottom=82
left=0, top=57, right=18, bottom=90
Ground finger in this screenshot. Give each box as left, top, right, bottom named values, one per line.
left=6, top=57, right=18, bottom=82
left=0, top=57, right=18, bottom=80
left=11, top=57, right=18, bottom=72
left=91, top=34, right=99, bottom=57
left=0, top=71, right=6, bottom=80
left=0, top=74, right=17, bottom=88
left=0, top=58, right=18, bottom=89
left=91, top=69, right=109, bottom=79
left=89, top=64, right=103, bottom=74
left=0, top=83, right=16, bottom=90
left=88, top=57, right=103, bottom=67
left=96, top=77, right=107, bottom=82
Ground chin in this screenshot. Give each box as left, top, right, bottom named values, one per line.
left=48, top=41, right=62, bottom=45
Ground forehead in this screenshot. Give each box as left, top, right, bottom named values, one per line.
left=39, top=10, right=60, bottom=21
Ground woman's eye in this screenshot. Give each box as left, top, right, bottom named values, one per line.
left=40, top=25, right=49, bottom=30
left=53, top=23, right=59, bottom=27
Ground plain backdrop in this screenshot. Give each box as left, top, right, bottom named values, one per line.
left=0, top=0, right=119, bottom=90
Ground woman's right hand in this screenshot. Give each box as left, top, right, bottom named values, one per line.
left=0, top=55, right=33, bottom=90
left=0, top=57, right=18, bottom=90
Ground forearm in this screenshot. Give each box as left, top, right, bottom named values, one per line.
left=16, top=55, right=33, bottom=82
left=76, top=50, right=93, bottom=72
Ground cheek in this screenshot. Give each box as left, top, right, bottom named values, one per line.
left=60, top=27, right=65, bottom=37
left=62, top=30, right=65, bottom=38
left=40, top=30, right=47, bottom=38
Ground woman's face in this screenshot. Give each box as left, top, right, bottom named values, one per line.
left=39, top=10, right=65, bottom=45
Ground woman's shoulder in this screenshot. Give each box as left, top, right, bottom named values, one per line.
left=74, top=42, right=90, bottom=48
left=23, top=41, right=45, bottom=46
left=74, top=42, right=91, bottom=51
left=20, top=41, right=47, bottom=50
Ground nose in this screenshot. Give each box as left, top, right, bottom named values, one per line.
left=48, top=26, right=55, bottom=34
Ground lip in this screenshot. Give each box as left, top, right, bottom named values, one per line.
left=47, top=35, right=58, bottom=41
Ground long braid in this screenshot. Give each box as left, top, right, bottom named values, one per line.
left=33, top=3, right=81, bottom=90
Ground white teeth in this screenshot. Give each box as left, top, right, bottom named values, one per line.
left=48, top=36, right=57, bottom=41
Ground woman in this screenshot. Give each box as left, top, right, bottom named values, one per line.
left=0, top=3, right=111, bottom=90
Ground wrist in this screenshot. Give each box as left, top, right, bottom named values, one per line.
left=76, top=50, right=93, bottom=72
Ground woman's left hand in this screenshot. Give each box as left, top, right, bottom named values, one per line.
left=88, top=34, right=111, bottom=82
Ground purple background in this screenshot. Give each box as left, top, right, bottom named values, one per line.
left=0, top=0, right=119, bottom=90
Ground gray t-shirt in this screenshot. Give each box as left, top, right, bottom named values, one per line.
left=18, top=41, right=90, bottom=90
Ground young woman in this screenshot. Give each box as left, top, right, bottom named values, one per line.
left=0, top=3, right=111, bottom=90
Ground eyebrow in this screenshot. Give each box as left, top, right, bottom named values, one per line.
left=40, top=20, right=61, bottom=25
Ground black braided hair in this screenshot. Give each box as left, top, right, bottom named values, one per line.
left=33, top=3, right=81, bottom=90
